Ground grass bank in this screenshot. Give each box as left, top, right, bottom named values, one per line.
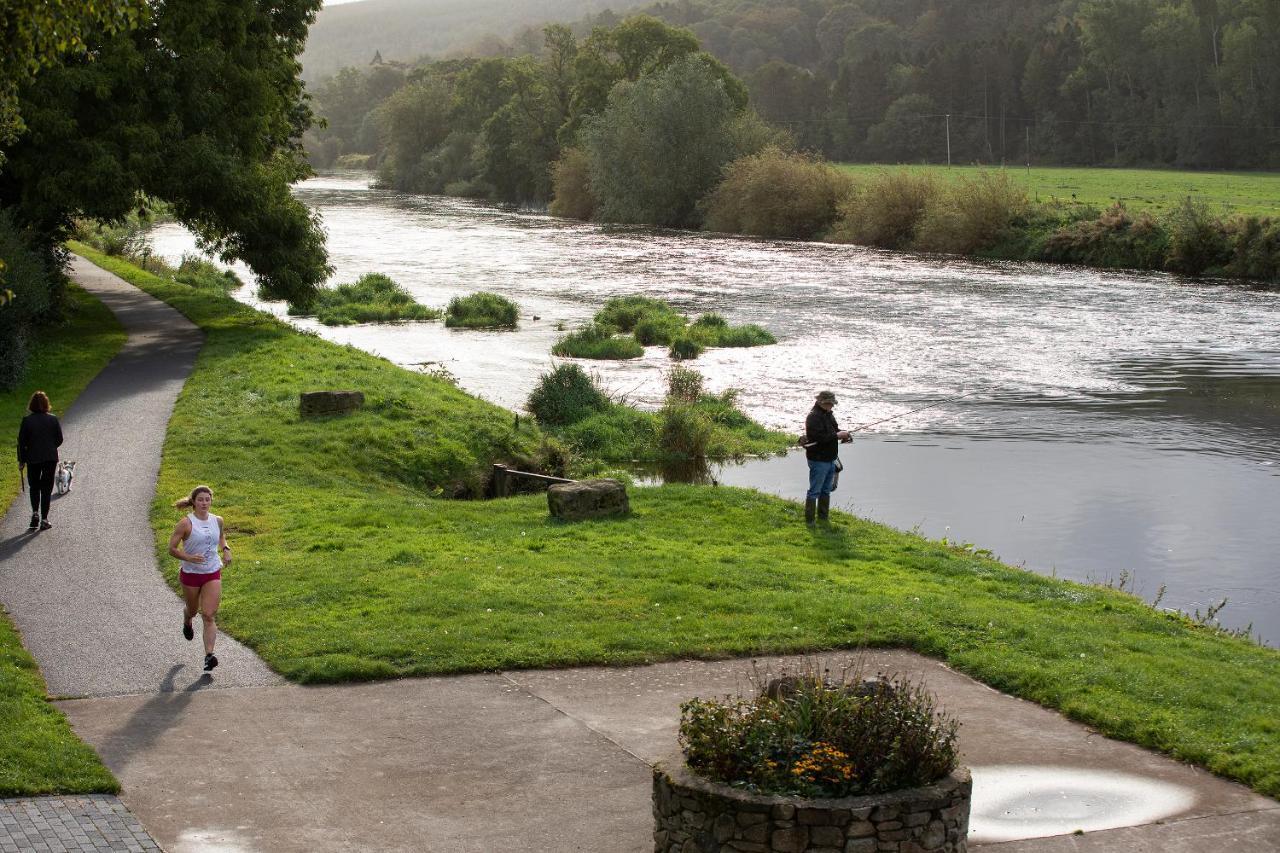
left=836, top=164, right=1280, bottom=219
left=69, top=245, right=1280, bottom=798
left=0, top=282, right=124, bottom=796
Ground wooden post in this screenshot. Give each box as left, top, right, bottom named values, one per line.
left=493, top=463, right=510, bottom=498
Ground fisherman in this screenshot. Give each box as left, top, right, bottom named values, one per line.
left=802, top=390, right=850, bottom=525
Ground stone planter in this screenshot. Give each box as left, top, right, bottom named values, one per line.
left=652, top=760, right=971, bottom=853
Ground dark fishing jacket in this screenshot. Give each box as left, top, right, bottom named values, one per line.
left=17, top=412, right=62, bottom=465
left=804, top=405, right=841, bottom=462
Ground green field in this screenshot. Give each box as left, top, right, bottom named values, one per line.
left=836, top=164, right=1280, bottom=218
left=1, top=283, right=125, bottom=796
left=65, top=243, right=1280, bottom=799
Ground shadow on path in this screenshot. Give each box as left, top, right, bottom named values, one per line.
left=90, top=665, right=217, bottom=772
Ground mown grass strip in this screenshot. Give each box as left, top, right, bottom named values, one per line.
left=0, top=281, right=124, bottom=796
left=71, top=243, right=1280, bottom=799
left=835, top=164, right=1280, bottom=218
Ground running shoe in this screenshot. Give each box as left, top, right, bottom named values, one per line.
left=183, top=619, right=194, bottom=641
left=28, top=514, right=38, bottom=530
left=39, top=519, right=51, bottom=530
left=203, top=653, right=219, bottom=672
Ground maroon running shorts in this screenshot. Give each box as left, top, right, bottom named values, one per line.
left=180, top=569, right=221, bottom=588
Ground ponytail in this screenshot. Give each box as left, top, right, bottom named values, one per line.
left=174, top=485, right=213, bottom=509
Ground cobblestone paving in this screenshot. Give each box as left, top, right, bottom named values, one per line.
left=0, top=797, right=161, bottom=852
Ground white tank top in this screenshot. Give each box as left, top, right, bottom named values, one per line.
left=180, top=513, right=223, bottom=574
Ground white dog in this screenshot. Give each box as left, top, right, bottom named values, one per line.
left=55, top=460, right=76, bottom=495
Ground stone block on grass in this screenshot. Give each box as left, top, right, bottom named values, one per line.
left=300, top=390, right=365, bottom=417
left=548, top=479, right=629, bottom=520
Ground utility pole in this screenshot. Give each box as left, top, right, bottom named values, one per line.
left=945, top=114, right=952, bottom=167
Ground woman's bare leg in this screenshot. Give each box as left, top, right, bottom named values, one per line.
left=182, top=584, right=200, bottom=632
left=198, top=580, right=222, bottom=655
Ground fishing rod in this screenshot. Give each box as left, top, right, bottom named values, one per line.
left=848, top=388, right=984, bottom=434
left=800, top=389, right=984, bottom=447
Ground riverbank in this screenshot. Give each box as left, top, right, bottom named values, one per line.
left=68, top=243, right=1280, bottom=799
left=0, top=282, right=124, bottom=795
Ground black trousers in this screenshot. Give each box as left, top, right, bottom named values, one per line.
left=26, top=461, right=55, bottom=519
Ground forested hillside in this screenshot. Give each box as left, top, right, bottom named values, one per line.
left=639, top=0, right=1280, bottom=168
left=308, top=0, right=1280, bottom=170
left=302, top=0, right=648, bottom=80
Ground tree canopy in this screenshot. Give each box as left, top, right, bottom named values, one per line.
left=0, top=0, right=330, bottom=306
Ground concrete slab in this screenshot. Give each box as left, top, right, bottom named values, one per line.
left=58, top=651, right=1279, bottom=852
left=58, top=675, right=652, bottom=852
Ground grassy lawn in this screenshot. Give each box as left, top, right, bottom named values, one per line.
left=836, top=164, right=1280, bottom=218
left=69, top=243, right=1280, bottom=798
left=1, top=282, right=125, bottom=796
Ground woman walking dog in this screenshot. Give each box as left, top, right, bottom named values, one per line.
left=17, top=391, right=63, bottom=531
left=168, top=485, right=231, bottom=672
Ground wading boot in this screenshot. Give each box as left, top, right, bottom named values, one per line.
left=817, top=495, right=830, bottom=522
left=804, top=499, right=816, bottom=526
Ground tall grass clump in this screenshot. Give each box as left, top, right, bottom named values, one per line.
left=1037, top=204, right=1169, bottom=270
left=290, top=273, right=441, bottom=326
left=828, top=171, right=941, bottom=250
left=666, top=364, right=704, bottom=403
left=680, top=665, right=959, bottom=797
left=701, top=147, right=854, bottom=240
left=668, top=336, right=704, bottom=360
left=549, top=148, right=597, bottom=221
left=914, top=171, right=1029, bottom=255
left=690, top=313, right=776, bottom=347
left=525, top=364, right=612, bottom=427
left=174, top=255, right=244, bottom=292
left=444, top=291, right=518, bottom=329
left=551, top=323, right=645, bottom=360
left=659, top=402, right=713, bottom=456
left=596, top=296, right=682, bottom=332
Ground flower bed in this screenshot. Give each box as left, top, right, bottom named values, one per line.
left=658, top=667, right=968, bottom=851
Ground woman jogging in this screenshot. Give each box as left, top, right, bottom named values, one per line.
left=168, top=485, right=231, bottom=672
left=17, top=391, right=63, bottom=531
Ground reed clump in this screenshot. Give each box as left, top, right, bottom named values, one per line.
left=289, top=273, right=441, bottom=326
left=551, top=323, right=645, bottom=360
left=444, top=291, right=519, bottom=329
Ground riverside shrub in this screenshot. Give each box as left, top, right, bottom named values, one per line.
left=701, top=147, right=853, bottom=240
left=549, top=148, right=596, bottom=221
left=914, top=171, right=1029, bottom=255
left=1223, top=216, right=1280, bottom=281
left=1037, top=204, right=1169, bottom=270
left=526, top=364, right=611, bottom=427
left=445, top=292, right=518, bottom=328
left=1166, top=199, right=1233, bottom=276
left=828, top=171, right=941, bottom=250
left=679, top=667, right=959, bottom=798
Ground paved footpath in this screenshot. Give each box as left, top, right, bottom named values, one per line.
left=5, top=262, right=1280, bottom=851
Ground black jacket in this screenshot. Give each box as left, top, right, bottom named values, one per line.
left=804, top=405, right=841, bottom=462
left=17, top=412, right=62, bottom=465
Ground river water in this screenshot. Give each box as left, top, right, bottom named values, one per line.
left=148, top=173, right=1280, bottom=645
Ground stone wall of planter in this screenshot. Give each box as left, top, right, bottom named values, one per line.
left=652, top=761, right=971, bottom=853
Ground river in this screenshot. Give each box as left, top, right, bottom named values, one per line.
left=148, top=173, right=1280, bottom=645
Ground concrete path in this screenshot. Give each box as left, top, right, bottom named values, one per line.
left=0, top=257, right=281, bottom=698
left=53, top=651, right=1280, bottom=852
left=4, top=262, right=1278, bottom=851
